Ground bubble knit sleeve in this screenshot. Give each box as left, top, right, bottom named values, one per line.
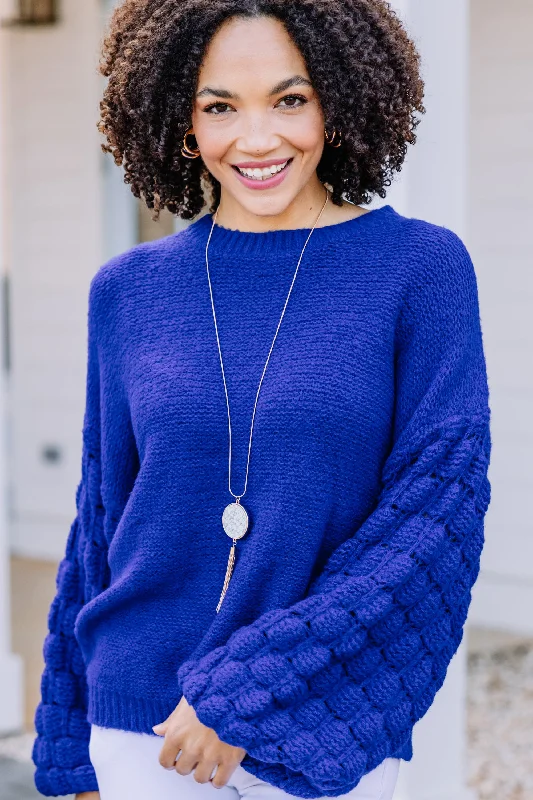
left=32, top=276, right=111, bottom=797
left=176, top=227, right=492, bottom=798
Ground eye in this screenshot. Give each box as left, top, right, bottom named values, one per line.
left=203, top=102, right=234, bottom=115
left=276, top=94, right=308, bottom=109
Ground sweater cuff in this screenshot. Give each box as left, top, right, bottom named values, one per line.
left=33, top=761, right=98, bottom=797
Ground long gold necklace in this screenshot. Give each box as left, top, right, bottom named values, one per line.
left=204, top=189, right=330, bottom=612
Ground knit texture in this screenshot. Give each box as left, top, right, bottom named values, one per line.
left=32, top=204, right=492, bottom=797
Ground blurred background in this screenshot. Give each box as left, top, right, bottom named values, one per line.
left=0, top=0, right=531, bottom=798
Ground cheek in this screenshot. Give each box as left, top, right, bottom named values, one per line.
left=291, top=124, right=324, bottom=156
left=191, top=114, right=229, bottom=166
left=283, top=108, right=324, bottom=159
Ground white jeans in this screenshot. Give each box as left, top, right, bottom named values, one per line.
left=89, top=723, right=400, bottom=799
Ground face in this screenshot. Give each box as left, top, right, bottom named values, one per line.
left=191, top=15, right=326, bottom=221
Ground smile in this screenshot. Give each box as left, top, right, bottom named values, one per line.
left=233, top=159, right=291, bottom=180
left=230, top=158, right=293, bottom=190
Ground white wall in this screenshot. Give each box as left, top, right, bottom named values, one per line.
left=467, top=0, right=533, bottom=635
left=5, top=0, right=188, bottom=563
left=6, top=0, right=104, bottom=559
left=0, top=4, right=24, bottom=736
left=387, top=5, right=475, bottom=799
left=100, top=0, right=139, bottom=260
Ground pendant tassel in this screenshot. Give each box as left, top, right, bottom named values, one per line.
left=216, top=539, right=236, bottom=613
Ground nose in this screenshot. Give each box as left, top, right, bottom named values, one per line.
left=235, top=110, right=282, bottom=156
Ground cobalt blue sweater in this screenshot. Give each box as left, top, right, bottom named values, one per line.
left=32, top=204, right=492, bottom=798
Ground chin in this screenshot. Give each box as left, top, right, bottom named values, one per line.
left=230, top=186, right=301, bottom=219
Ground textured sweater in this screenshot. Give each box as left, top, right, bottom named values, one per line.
left=32, top=204, right=492, bottom=798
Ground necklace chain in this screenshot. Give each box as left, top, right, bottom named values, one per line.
left=204, top=189, right=330, bottom=503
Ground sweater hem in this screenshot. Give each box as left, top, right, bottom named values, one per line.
left=87, top=682, right=183, bottom=735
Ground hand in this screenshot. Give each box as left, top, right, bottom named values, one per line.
left=152, top=696, right=246, bottom=789
left=75, top=794, right=100, bottom=799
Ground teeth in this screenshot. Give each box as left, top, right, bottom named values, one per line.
left=237, top=160, right=289, bottom=180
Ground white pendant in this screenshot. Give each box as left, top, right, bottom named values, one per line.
left=222, top=502, right=249, bottom=540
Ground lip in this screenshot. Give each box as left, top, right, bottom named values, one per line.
left=231, top=157, right=293, bottom=191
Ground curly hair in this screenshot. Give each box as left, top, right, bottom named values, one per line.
left=98, top=0, right=425, bottom=220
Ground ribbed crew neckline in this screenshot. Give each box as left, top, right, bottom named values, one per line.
left=189, top=203, right=395, bottom=257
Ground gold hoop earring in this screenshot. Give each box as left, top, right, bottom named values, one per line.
left=325, top=127, right=342, bottom=148
left=181, top=127, right=201, bottom=159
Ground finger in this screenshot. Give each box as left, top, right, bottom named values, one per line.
left=152, top=721, right=168, bottom=735
left=174, top=749, right=200, bottom=777
left=210, top=763, right=239, bottom=790
left=191, top=760, right=219, bottom=784
left=158, top=736, right=183, bottom=770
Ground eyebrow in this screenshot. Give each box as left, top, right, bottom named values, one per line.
left=196, top=74, right=313, bottom=100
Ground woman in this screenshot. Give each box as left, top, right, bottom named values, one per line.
left=32, top=1, right=492, bottom=799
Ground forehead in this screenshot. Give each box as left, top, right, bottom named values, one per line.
left=197, top=15, right=310, bottom=88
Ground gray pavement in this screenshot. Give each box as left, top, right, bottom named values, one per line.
left=0, top=734, right=74, bottom=799
left=0, top=756, right=73, bottom=800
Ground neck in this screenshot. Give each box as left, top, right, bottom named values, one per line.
left=215, top=176, right=328, bottom=232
